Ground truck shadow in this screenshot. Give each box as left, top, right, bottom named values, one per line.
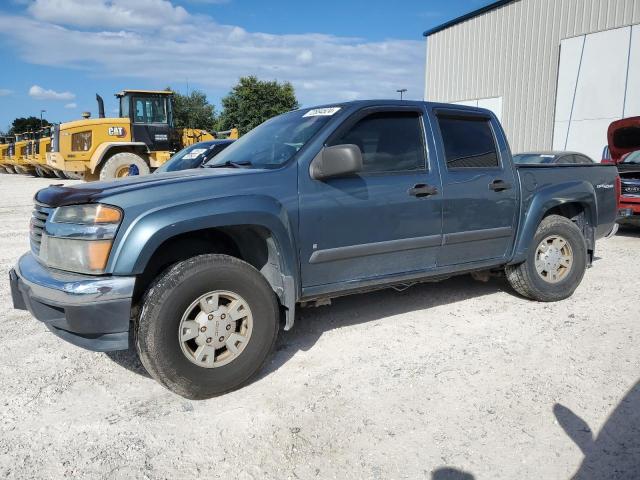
left=431, top=467, right=475, bottom=479
left=616, top=226, right=640, bottom=238
left=258, top=275, right=516, bottom=381
left=554, top=379, right=640, bottom=479
left=106, top=275, right=516, bottom=380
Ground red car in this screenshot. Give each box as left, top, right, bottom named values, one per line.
left=607, top=117, right=640, bottom=225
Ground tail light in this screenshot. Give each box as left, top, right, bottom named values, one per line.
left=615, top=175, right=622, bottom=210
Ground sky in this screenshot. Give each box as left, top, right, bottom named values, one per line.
left=0, top=0, right=496, bottom=131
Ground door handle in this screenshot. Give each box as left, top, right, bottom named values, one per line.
left=489, top=179, right=513, bottom=192
left=408, top=183, right=439, bottom=198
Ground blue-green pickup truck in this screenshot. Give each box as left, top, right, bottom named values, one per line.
left=11, top=100, right=619, bottom=398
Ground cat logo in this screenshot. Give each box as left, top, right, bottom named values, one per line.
left=108, top=126, right=127, bottom=138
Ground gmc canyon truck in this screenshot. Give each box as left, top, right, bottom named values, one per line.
left=10, top=100, right=619, bottom=399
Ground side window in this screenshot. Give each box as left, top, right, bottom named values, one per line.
left=437, top=116, right=500, bottom=169
left=133, top=97, right=168, bottom=124
left=574, top=155, right=591, bottom=164
left=120, top=97, right=130, bottom=119
left=329, top=111, right=426, bottom=173
left=134, top=99, right=145, bottom=123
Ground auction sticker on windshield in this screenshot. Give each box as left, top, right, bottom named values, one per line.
left=303, top=107, right=341, bottom=117
left=183, top=148, right=207, bottom=159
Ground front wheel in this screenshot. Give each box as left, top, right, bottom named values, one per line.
left=100, top=152, right=150, bottom=181
left=136, top=254, right=280, bottom=399
left=506, top=214, right=587, bottom=301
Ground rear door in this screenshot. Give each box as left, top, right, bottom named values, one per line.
left=298, top=106, right=443, bottom=289
left=431, top=108, right=518, bottom=266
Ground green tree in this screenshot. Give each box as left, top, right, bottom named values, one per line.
left=9, top=116, right=50, bottom=135
left=218, top=76, right=299, bottom=135
left=167, top=87, right=217, bottom=132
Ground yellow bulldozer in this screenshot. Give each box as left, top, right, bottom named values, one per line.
left=0, top=135, right=14, bottom=173
left=25, top=126, right=59, bottom=178
left=48, top=89, right=238, bottom=181
left=9, top=132, right=34, bottom=175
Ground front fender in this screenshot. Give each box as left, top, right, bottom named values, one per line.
left=90, top=142, right=148, bottom=173
left=510, top=180, right=596, bottom=264
left=108, top=195, right=298, bottom=282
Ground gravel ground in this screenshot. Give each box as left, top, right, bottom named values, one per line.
left=0, top=174, right=638, bottom=479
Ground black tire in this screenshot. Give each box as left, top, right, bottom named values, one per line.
left=53, top=170, right=66, bottom=179
left=136, top=254, right=280, bottom=399
left=506, top=214, right=587, bottom=301
left=99, top=152, right=150, bottom=181
left=64, top=171, right=85, bottom=180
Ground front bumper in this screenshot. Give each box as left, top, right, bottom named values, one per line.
left=46, top=152, right=86, bottom=173
left=10, top=253, right=135, bottom=352
left=618, top=200, right=640, bottom=226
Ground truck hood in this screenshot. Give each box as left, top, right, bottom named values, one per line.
left=607, top=117, right=640, bottom=163
left=35, top=167, right=266, bottom=207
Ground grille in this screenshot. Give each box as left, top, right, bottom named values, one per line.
left=30, top=204, right=53, bottom=256
left=622, top=183, right=640, bottom=196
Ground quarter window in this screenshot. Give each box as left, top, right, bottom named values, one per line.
left=329, top=111, right=426, bottom=173
left=437, top=116, right=499, bottom=169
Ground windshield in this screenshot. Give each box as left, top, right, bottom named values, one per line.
left=622, top=150, right=640, bottom=164
left=206, top=108, right=337, bottom=169
left=513, top=153, right=557, bottom=164
left=157, top=143, right=213, bottom=173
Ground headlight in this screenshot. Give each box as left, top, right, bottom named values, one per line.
left=51, top=204, right=121, bottom=224
left=40, top=203, right=122, bottom=274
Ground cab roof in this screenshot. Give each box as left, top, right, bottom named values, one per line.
left=115, top=89, right=173, bottom=97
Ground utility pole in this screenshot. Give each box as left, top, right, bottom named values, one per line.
left=40, top=110, right=46, bottom=128
left=396, top=89, right=407, bottom=100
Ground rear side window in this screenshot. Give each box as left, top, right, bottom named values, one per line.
left=330, top=111, right=426, bottom=173
left=573, top=154, right=592, bottom=164
left=437, top=116, right=499, bottom=169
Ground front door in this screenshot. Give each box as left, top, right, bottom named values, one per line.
left=131, top=96, right=172, bottom=151
left=298, top=106, right=443, bottom=290
left=432, top=108, right=518, bottom=266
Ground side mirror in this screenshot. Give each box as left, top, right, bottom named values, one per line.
left=310, top=144, right=363, bottom=180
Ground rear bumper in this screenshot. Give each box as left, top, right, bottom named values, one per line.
left=10, top=253, right=135, bottom=352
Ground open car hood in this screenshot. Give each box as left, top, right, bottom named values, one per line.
left=608, top=117, right=640, bottom=163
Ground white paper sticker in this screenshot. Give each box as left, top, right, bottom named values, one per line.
left=183, top=148, right=207, bottom=159
left=303, top=107, right=341, bottom=118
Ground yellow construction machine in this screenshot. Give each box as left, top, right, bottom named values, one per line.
left=26, top=127, right=58, bottom=178
left=9, top=132, right=34, bottom=175
left=48, top=90, right=238, bottom=181
left=0, top=135, right=14, bottom=173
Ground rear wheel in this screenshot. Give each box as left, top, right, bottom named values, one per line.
left=4, top=166, right=15, bottom=173
left=53, top=170, right=66, bottom=179
left=99, top=152, right=150, bottom=181
left=506, top=215, right=587, bottom=301
left=136, top=254, right=280, bottom=399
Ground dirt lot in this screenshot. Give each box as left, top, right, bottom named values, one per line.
left=0, top=174, right=638, bottom=479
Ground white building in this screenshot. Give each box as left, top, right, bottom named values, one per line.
left=423, top=0, right=640, bottom=161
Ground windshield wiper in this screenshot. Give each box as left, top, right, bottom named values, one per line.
left=204, top=160, right=253, bottom=169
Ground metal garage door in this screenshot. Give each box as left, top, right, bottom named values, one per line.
left=553, top=24, right=640, bottom=161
